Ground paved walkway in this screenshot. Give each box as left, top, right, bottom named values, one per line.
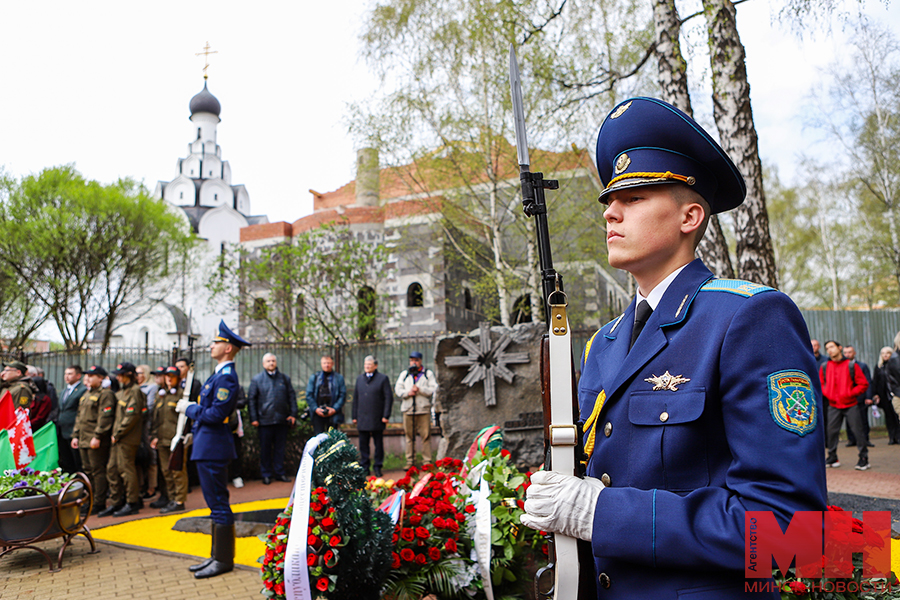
left=2, top=441, right=900, bottom=600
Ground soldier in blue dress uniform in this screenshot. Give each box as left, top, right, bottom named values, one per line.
left=521, top=98, right=827, bottom=599
left=176, top=320, right=251, bottom=579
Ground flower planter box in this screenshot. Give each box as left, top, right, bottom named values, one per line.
left=0, top=473, right=99, bottom=571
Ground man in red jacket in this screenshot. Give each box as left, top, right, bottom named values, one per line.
left=821, top=340, right=870, bottom=470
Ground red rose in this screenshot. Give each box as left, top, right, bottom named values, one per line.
left=464, top=504, right=476, bottom=513
left=428, top=547, right=441, bottom=561
left=434, top=472, right=446, bottom=481
left=415, top=527, right=430, bottom=540
left=787, top=581, right=808, bottom=594
left=455, top=513, right=465, bottom=522
left=422, top=463, right=434, bottom=471
left=328, top=506, right=335, bottom=513
left=308, top=534, right=321, bottom=548
left=316, top=577, right=329, bottom=592
left=453, top=459, right=463, bottom=468
left=541, top=543, right=549, bottom=556
left=501, top=449, right=511, bottom=458
left=431, top=489, right=442, bottom=499
left=307, top=553, right=317, bottom=567
left=409, top=514, right=422, bottom=525
left=392, top=533, right=399, bottom=544
left=318, top=493, right=328, bottom=505
left=401, top=548, right=415, bottom=562
left=445, top=538, right=458, bottom=553
left=401, top=528, right=415, bottom=542
left=265, top=579, right=274, bottom=589
left=321, top=517, right=336, bottom=532
left=329, top=535, right=342, bottom=547
left=415, top=553, right=428, bottom=564
left=432, top=517, right=446, bottom=529
left=310, top=502, right=323, bottom=513
left=397, top=476, right=411, bottom=487
left=324, top=550, right=334, bottom=563
left=274, top=583, right=285, bottom=595
left=407, top=466, right=419, bottom=476
left=446, top=520, right=459, bottom=532
left=309, top=516, right=316, bottom=526
left=392, top=552, right=401, bottom=568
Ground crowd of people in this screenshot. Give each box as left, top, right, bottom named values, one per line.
left=813, top=335, right=900, bottom=472
left=0, top=348, right=440, bottom=515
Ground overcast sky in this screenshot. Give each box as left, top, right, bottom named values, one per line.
left=1, top=0, right=898, bottom=225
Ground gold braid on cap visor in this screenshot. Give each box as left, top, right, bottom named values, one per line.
left=605, top=170, right=696, bottom=190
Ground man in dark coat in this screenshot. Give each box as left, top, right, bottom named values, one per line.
left=248, top=353, right=297, bottom=484
left=352, top=355, right=393, bottom=477
left=57, top=364, right=87, bottom=474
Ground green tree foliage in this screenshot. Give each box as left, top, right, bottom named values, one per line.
left=0, top=165, right=195, bottom=350
left=209, top=222, right=388, bottom=344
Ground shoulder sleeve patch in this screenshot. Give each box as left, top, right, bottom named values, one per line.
left=768, top=370, right=817, bottom=436
left=700, top=279, right=774, bottom=297
left=216, top=388, right=231, bottom=402
left=222, top=366, right=232, bottom=374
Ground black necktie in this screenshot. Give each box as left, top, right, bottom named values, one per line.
left=631, top=300, right=653, bottom=350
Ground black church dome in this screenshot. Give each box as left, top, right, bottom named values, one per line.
left=189, top=82, right=221, bottom=117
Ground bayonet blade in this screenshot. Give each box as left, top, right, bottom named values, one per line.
left=509, top=44, right=530, bottom=168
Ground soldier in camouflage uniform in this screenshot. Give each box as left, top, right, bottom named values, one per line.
left=102, top=362, right=146, bottom=517
left=151, top=366, right=188, bottom=513
left=71, top=365, right=117, bottom=515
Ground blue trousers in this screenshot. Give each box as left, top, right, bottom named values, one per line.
left=258, top=423, right=288, bottom=478
left=195, top=459, right=233, bottom=525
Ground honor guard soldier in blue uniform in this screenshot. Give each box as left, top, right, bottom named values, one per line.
left=521, top=98, right=827, bottom=599
left=176, top=320, right=250, bottom=579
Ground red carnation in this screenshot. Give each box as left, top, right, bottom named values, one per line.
left=318, top=493, right=328, bottom=504
left=274, top=583, right=285, bottom=595
left=464, top=504, right=476, bottom=513
left=445, top=538, right=458, bottom=553
left=415, top=527, right=430, bottom=540
left=329, top=535, right=342, bottom=547
left=310, top=502, right=323, bottom=513
left=415, top=553, right=428, bottom=564
left=428, top=547, right=441, bottom=561
left=265, top=579, right=274, bottom=589
left=392, top=552, right=401, bottom=568
left=307, top=553, right=317, bottom=567
left=401, top=548, right=415, bottom=562
left=316, top=577, right=329, bottom=592
left=501, top=449, right=511, bottom=458
left=401, top=528, right=415, bottom=542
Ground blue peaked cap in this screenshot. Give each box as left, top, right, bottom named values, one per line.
left=595, top=97, right=746, bottom=214
left=214, top=320, right=251, bottom=348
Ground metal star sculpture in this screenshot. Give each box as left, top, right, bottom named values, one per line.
left=444, top=322, right=530, bottom=406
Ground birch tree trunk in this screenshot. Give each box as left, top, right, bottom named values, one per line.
left=654, top=0, right=734, bottom=278
left=702, top=0, right=778, bottom=287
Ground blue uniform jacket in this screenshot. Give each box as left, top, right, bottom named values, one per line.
left=579, top=259, right=826, bottom=599
left=186, top=363, right=240, bottom=461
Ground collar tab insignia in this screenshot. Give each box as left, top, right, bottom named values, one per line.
left=645, top=371, right=691, bottom=391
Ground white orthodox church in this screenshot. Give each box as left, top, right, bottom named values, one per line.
left=93, top=79, right=268, bottom=348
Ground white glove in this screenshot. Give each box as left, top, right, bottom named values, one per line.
left=521, top=470, right=605, bottom=542
left=175, top=398, right=194, bottom=414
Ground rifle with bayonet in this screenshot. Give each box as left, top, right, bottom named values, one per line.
left=169, top=318, right=197, bottom=471
left=509, top=44, right=595, bottom=600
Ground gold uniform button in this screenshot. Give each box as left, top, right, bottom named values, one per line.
left=660, top=411, right=669, bottom=422
left=604, top=422, right=612, bottom=437
left=600, top=473, right=611, bottom=486
left=599, top=572, right=611, bottom=589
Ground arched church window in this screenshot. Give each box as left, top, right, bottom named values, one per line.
left=295, top=294, right=305, bottom=341
left=179, top=191, right=183, bottom=199
left=511, top=295, right=533, bottom=324
left=252, top=298, right=268, bottom=320
left=358, top=286, right=376, bottom=341
left=464, top=287, right=473, bottom=311
left=214, top=193, right=218, bottom=201
left=407, top=282, right=424, bottom=308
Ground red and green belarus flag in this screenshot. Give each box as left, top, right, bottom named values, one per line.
left=0, top=389, right=58, bottom=472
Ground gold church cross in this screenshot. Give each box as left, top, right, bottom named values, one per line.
left=195, top=42, right=218, bottom=79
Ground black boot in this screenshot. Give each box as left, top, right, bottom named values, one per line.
left=150, top=495, right=170, bottom=509
left=97, top=503, right=124, bottom=518
left=189, top=525, right=216, bottom=572
left=194, top=523, right=235, bottom=579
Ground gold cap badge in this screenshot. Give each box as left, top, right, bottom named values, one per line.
left=614, top=153, right=631, bottom=175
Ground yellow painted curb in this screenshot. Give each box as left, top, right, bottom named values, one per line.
left=92, top=498, right=289, bottom=568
